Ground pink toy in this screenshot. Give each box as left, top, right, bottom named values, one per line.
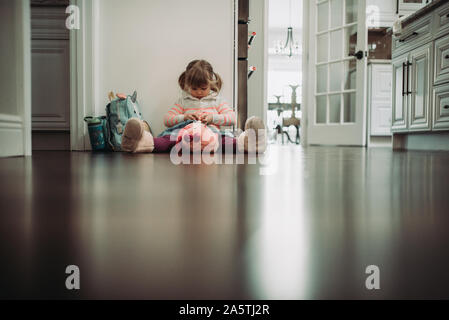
left=176, top=121, right=219, bottom=153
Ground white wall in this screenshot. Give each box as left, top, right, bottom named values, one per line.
left=0, top=0, right=31, bottom=157
left=0, top=1, right=18, bottom=116
left=366, top=0, right=397, bottom=27
left=96, top=0, right=235, bottom=135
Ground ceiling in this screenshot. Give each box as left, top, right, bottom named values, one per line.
left=268, top=0, right=303, bottom=29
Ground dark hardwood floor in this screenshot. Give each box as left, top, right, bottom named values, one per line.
left=0, top=146, right=449, bottom=299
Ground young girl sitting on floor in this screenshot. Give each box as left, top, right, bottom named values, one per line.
left=121, top=59, right=266, bottom=154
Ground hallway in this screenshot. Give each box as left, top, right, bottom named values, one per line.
left=1, top=146, right=448, bottom=299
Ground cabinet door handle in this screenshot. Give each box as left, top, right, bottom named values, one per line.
left=444, top=105, right=449, bottom=109
left=445, top=54, right=449, bottom=59
left=399, top=32, right=418, bottom=43
left=402, top=62, right=406, bottom=96
left=406, top=61, right=412, bottom=95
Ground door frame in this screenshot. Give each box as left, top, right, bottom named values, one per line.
left=301, top=0, right=310, bottom=146
left=69, top=0, right=98, bottom=151
left=17, top=0, right=97, bottom=154
left=21, top=0, right=32, bottom=156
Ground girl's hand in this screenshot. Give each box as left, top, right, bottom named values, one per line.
left=200, top=114, right=213, bottom=125
left=184, top=114, right=199, bottom=121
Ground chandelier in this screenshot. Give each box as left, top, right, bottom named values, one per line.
left=274, top=0, right=300, bottom=57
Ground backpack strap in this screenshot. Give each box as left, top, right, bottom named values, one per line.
left=116, top=101, right=123, bottom=134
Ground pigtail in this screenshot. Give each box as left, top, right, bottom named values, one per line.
left=178, top=71, right=186, bottom=90
left=213, top=72, right=223, bottom=92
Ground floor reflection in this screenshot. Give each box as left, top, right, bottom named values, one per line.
left=244, top=146, right=309, bottom=299
left=1, top=147, right=449, bottom=299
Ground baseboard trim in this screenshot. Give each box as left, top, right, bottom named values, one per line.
left=0, top=125, right=24, bottom=157
left=368, top=135, right=392, bottom=148
left=0, top=115, right=25, bottom=157
left=393, top=131, right=449, bottom=151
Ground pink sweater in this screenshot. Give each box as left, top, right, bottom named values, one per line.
left=164, top=91, right=236, bottom=130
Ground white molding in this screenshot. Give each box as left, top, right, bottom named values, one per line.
left=70, top=0, right=84, bottom=151
left=262, top=0, right=268, bottom=127
left=0, top=122, right=23, bottom=130
left=92, top=0, right=100, bottom=117
left=70, top=0, right=96, bottom=151
left=248, top=0, right=268, bottom=124
left=19, top=0, right=32, bottom=156
left=359, top=0, right=368, bottom=147
left=301, top=0, right=310, bottom=146
left=233, top=0, right=238, bottom=129
left=0, top=114, right=23, bottom=125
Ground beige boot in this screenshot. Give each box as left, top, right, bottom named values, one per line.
left=237, top=116, right=267, bottom=153
left=121, top=118, right=154, bottom=153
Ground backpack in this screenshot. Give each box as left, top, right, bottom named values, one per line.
left=105, top=91, right=143, bottom=151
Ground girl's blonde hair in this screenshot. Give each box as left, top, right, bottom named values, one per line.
left=178, top=60, right=223, bottom=93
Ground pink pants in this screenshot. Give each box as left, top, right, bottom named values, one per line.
left=153, top=135, right=236, bottom=153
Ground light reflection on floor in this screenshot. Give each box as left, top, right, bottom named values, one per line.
left=246, top=146, right=309, bottom=299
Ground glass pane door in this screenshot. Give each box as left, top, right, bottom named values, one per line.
left=315, top=0, right=358, bottom=125
left=307, top=0, right=367, bottom=146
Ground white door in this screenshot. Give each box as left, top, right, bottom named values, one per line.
left=307, top=0, right=368, bottom=146
left=369, top=63, right=392, bottom=136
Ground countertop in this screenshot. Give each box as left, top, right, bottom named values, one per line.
left=401, top=0, right=447, bottom=28
left=387, top=0, right=447, bottom=35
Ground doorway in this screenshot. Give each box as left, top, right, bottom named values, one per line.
left=30, top=0, right=71, bottom=151
left=266, top=0, right=302, bottom=146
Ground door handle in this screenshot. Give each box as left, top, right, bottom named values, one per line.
left=444, top=105, right=449, bottom=109
left=402, top=62, right=406, bottom=96
left=399, top=32, right=418, bottom=43
left=406, top=61, right=412, bottom=95
left=348, top=50, right=364, bottom=60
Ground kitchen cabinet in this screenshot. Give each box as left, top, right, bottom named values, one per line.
left=434, top=36, right=449, bottom=85
left=392, top=55, right=408, bottom=131
left=408, top=43, right=432, bottom=130
left=433, top=83, right=449, bottom=129
left=391, top=0, right=449, bottom=137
